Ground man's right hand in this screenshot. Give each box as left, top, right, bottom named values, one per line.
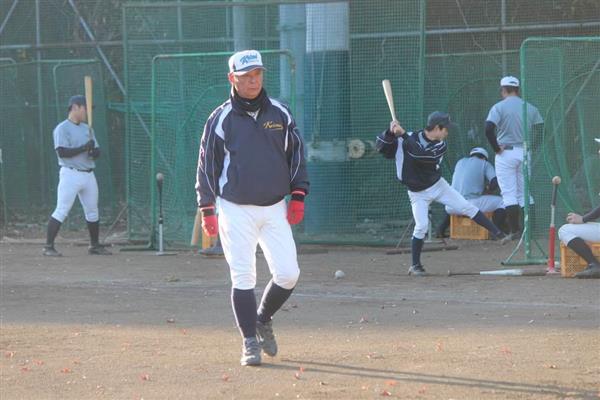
left=566, top=213, right=583, bottom=224
left=83, top=139, right=95, bottom=152
left=389, top=120, right=405, bottom=137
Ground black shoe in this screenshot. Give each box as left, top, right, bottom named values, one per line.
left=574, top=263, right=600, bottom=279
left=43, top=246, right=62, bottom=257
left=199, top=245, right=224, bottom=257
left=88, top=245, right=112, bottom=255
left=408, top=264, right=427, bottom=276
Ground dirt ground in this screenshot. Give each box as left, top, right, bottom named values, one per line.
left=1, top=235, right=599, bottom=399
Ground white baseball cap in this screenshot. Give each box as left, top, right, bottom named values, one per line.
left=228, top=50, right=265, bottom=75
left=470, top=147, right=489, bottom=160
left=500, top=76, right=520, bottom=87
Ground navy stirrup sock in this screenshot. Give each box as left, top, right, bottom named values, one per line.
left=257, top=280, right=294, bottom=323
left=472, top=211, right=502, bottom=237
left=411, top=237, right=424, bottom=266
left=567, top=238, right=599, bottom=266
left=231, top=288, right=257, bottom=338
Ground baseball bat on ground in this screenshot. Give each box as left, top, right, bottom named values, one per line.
left=448, top=269, right=546, bottom=277
left=84, top=75, right=93, bottom=139
left=381, top=79, right=398, bottom=121
left=547, top=176, right=561, bottom=273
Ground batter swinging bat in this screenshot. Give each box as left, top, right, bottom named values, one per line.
left=84, top=75, right=93, bottom=140
left=547, top=176, right=561, bottom=273
left=381, top=79, right=398, bottom=121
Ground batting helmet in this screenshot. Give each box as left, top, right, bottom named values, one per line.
left=470, top=147, right=489, bottom=160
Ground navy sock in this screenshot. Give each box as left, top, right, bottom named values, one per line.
left=472, top=211, right=502, bottom=237
left=411, top=237, right=424, bottom=266
left=257, top=280, right=294, bottom=323
left=231, top=288, right=257, bottom=338
left=505, top=205, right=521, bottom=234
left=567, top=238, right=600, bottom=266
left=492, top=208, right=507, bottom=234
left=46, top=217, right=62, bottom=246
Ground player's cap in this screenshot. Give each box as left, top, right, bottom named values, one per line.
left=500, top=76, right=520, bottom=87
left=228, top=50, right=265, bottom=76
left=594, top=138, right=600, bottom=143
left=67, top=95, right=86, bottom=109
left=426, top=111, right=457, bottom=130
left=470, top=147, right=489, bottom=160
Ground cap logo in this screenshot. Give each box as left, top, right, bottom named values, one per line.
left=239, top=54, right=258, bottom=66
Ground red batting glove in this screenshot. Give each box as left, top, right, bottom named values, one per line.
left=200, top=205, right=219, bottom=237
left=287, top=190, right=306, bottom=225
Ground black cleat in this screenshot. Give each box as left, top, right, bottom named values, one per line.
left=43, top=246, right=62, bottom=257
left=574, top=263, right=600, bottom=279
left=88, top=245, right=112, bottom=255
left=256, top=320, right=278, bottom=357
left=199, top=244, right=224, bottom=257
left=240, top=337, right=262, bottom=366
left=408, top=264, right=427, bottom=276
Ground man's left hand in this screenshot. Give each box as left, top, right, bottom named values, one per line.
left=287, top=190, right=306, bottom=225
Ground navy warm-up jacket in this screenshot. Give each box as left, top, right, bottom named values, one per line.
left=376, top=129, right=447, bottom=192
left=196, top=94, right=309, bottom=207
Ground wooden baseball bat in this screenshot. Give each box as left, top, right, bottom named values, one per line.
left=381, top=79, right=398, bottom=121
left=84, top=76, right=93, bottom=139
left=191, top=208, right=202, bottom=246
left=547, top=176, right=561, bottom=272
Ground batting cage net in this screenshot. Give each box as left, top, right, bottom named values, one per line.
left=513, top=37, right=600, bottom=264
left=123, top=0, right=425, bottom=245
left=2, top=0, right=599, bottom=251
left=0, top=59, right=116, bottom=229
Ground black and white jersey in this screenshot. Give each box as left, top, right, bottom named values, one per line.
left=376, top=129, right=447, bottom=192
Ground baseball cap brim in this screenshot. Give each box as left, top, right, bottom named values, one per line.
left=231, top=65, right=266, bottom=76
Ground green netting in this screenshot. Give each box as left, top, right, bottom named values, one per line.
left=516, top=37, right=600, bottom=263
left=0, top=60, right=116, bottom=226
left=2, top=0, right=599, bottom=246
left=124, top=0, right=425, bottom=246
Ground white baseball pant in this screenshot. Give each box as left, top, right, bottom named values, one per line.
left=408, top=178, right=479, bottom=239
left=494, top=147, right=534, bottom=207
left=558, top=222, right=600, bottom=244
left=51, top=167, right=99, bottom=223
left=218, top=197, right=300, bottom=290
left=445, top=195, right=504, bottom=215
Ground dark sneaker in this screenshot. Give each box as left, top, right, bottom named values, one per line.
left=88, top=245, right=112, bottom=255
left=408, top=264, right=427, bottom=276
left=199, top=244, right=224, bottom=257
left=574, top=263, right=600, bottom=279
left=43, top=246, right=62, bottom=257
left=240, top=337, right=262, bottom=366
left=256, top=320, right=277, bottom=357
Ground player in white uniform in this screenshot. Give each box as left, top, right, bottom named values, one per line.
left=377, top=112, right=509, bottom=276
left=436, top=147, right=506, bottom=236
left=196, top=50, right=309, bottom=366
left=43, top=95, right=111, bottom=257
left=485, top=76, right=543, bottom=239
left=557, top=138, right=600, bottom=278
